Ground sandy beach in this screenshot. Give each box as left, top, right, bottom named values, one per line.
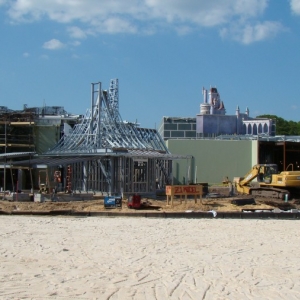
left=0, top=216, right=299, bottom=299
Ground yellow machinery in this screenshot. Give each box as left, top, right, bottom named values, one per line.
left=234, top=164, right=300, bottom=199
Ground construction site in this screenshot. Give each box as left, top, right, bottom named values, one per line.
left=0, top=79, right=186, bottom=202
left=1, top=79, right=300, bottom=216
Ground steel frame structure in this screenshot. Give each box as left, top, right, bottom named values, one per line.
left=48, top=80, right=169, bottom=153
left=38, top=79, right=179, bottom=195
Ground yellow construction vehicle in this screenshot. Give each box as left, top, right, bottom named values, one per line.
left=234, top=164, right=300, bottom=199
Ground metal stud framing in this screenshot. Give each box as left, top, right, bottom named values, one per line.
left=38, top=79, right=181, bottom=195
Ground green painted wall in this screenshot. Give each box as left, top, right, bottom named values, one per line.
left=34, top=126, right=60, bottom=154
left=166, top=139, right=258, bottom=184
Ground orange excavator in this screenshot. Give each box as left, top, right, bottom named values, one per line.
left=234, top=164, right=300, bottom=199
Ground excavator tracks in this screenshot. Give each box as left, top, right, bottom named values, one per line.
left=250, top=187, right=289, bottom=200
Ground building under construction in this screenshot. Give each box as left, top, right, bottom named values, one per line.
left=0, top=105, right=80, bottom=154
left=0, top=79, right=186, bottom=196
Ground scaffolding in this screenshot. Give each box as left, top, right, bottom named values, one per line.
left=45, top=81, right=168, bottom=153
left=0, top=112, right=35, bottom=152
left=32, top=79, right=183, bottom=196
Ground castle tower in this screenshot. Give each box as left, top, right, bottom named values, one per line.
left=236, top=105, right=240, bottom=117
left=200, top=86, right=226, bottom=115
left=245, top=107, right=249, bottom=116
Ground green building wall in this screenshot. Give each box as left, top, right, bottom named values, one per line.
left=166, top=139, right=258, bottom=185
left=34, top=125, right=60, bottom=154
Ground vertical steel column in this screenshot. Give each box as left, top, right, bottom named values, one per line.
left=91, top=82, right=102, bottom=149
left=97, top=83, right=101, bottom=149
left=95, top=160, right=101, bottom=191
left=120, top=157, right=124, bottom=196
left=110, top=157, right=114, bottom=195
left=90, top=84, right=95, bottom=146
left=83, top=161, right=87, bottom=192
left=99, top=159, right=102, bottom=192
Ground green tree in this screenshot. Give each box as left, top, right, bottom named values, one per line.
left=256, top=115, right=300, bottom=135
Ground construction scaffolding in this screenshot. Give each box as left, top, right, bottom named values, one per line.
left=0, top=111, right=35, bottom=152
left=29, top=79, right=185, bottom=196
left=46, top=80, right=168, bottom=153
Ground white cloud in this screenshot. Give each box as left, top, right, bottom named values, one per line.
left=220, top=21, right=286, bottom=44
left=290, top=0, right=300, bottom=14
left=43, top=39, right=65, bottom=50
left=100, top=17, right=137, bottom=34
left=144, top=0, right=268, bottom=26
left=67, top=26, right=87, bottom=39
left=1, top=0, right=291, bottom=44
left=4, top=0, right=269, bottom=27
left=6, top=0, right=141, bottom=23
left=23, top=52, right=29, bottom=57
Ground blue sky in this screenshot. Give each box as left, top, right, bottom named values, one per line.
left=1, top=0, right=300, bottom=129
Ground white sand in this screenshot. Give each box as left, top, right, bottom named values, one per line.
left=0, top=216, right=299, bottom=300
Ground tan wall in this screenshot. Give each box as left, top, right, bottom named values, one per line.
left=166, top=139, right=258, bottom=185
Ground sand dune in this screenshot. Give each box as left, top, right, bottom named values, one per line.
left=0, top=216, right=299, bottom=299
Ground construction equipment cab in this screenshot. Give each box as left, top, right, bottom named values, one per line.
left=234, top=164, right=300, bottom=199
left=256, top=164, right=277, bottom=184
left=236, top=164, right=277, bottom=186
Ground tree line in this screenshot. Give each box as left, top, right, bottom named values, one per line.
left=257, top=115, right=300, bottom=136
